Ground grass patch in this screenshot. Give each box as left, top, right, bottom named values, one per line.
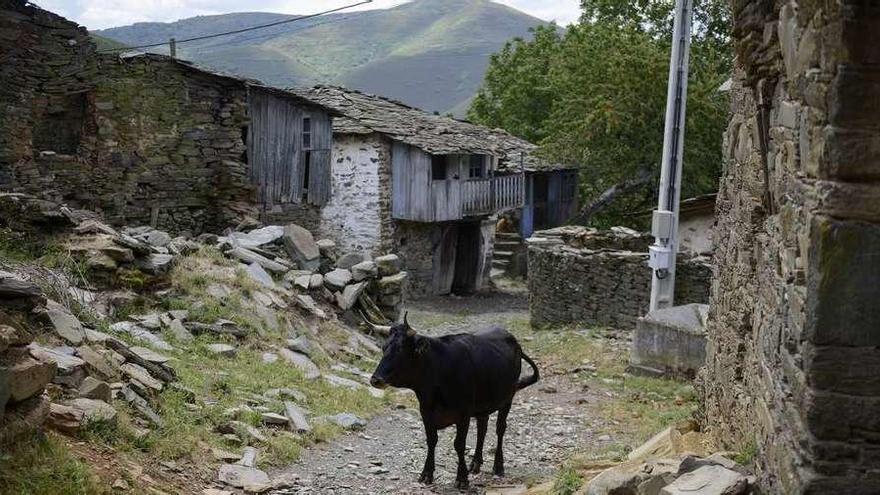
left=0, top=227, right=55, bottom=263
left=0, top=433, right=108, bottom=495
left=734, top=439, right=757, bottom=466
left=511, top=318, right=700, bottom=460
left=42, top=248, right=386, bottom=477
left=141, top=336, right=386, bottom=468
left=551, top=465, right=583, bottom=495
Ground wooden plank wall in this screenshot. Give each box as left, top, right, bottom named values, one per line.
left=391, top=141, right=433, bottom=221
left=248, top=88, right=332, bottom=207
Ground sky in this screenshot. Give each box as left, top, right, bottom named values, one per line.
left=34, top=0, right=583, bottom=31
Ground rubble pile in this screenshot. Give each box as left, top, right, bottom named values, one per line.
left=0, top=272, right=53, bottom=445
left=217, top=222, right=407, bottom=323
left=0, top=193, right=409, bottom=492
left=584, top=424, right=757, bottom=495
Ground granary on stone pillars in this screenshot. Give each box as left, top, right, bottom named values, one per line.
left=289, top=86, right=577, bottom=296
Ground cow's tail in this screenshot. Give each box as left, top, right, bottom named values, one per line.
left=517, top=351, right=540, bottom=390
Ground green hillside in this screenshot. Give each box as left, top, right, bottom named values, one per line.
left=94, top=0, right=550, bottom=115
left=90, top=33, right=129, bottom=51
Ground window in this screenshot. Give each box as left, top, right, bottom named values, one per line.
left=302, top=151, right=312, bottom=199
left=468, top=155, right=485, bottom=179
left=431, top=155, right=447, bottom=180
left=33, top=93, right=86, bottom=154
left=302, top=117, right=312, bottom=149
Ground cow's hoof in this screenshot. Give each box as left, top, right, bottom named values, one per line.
left=418, top=472, right=434, bottom=485
left=493, top=467, right=505, bottom=477
left=455, top=479, right=469, bottom=491
left=469, top=461, right=482, bottom=474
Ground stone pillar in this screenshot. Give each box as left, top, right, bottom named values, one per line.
left=700, top=1, right=880, bottom=493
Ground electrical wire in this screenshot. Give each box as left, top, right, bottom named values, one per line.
left=96, top=0, right=373, bottom=53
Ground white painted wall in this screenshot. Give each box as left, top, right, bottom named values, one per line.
left=679, top=213, right=714, bottom=255
left=318, top=133, right=386, bottom=255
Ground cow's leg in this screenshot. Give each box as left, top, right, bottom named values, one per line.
left=454, top=419, right=471, bottom=490
left=419, top=425, right=438, bottom=484
left=470, top=415, right=489, bottom=474
left=493, top=401, right=512, bottom=477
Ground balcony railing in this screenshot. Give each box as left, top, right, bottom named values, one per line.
left=462, top=173, right=525, bottom=216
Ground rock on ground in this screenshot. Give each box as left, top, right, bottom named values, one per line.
left=42, top=300, right=85, bottom=345
left=78, top=376, right=111, bottom=402
left=218, top=463, right=271, bottom=492
left=208, top=343, right=237, bottom=358
left=48, top=398, right=116, bottom=433
left=660, top=465, right=747, bottom=495
left=278, top=348, right=320, bottom=380
left=283, top=225, right=320, bottom=272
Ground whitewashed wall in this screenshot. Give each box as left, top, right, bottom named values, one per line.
left=318, top=133, right=389, bottom=255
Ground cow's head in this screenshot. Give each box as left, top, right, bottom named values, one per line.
left=370, top=313, right=427, bottom=389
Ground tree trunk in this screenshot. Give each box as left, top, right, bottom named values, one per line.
left=573, top=169, right=653, bottom=224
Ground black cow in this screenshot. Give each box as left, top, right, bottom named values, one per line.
left=369, top=314, right=539, bottom=490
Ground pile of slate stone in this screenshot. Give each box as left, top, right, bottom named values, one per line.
left=0, top=271, right=54, bottom=445
left=584, top=424, right=757, bottom=495
left=0, top=268, right=188, bottom=441
left=218, top=223, right=407, bottom=324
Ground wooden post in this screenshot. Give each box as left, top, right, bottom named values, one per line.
left=169, top=38, right=177, bottom=58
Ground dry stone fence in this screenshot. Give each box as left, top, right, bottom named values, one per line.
left=527, top=226, right=711, bottom=329
left=699, top=1, right=880, bottom=493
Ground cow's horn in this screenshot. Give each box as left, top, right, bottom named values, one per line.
left=358, top=310, right=391, bottom=336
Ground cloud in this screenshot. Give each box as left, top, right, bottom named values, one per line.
left=34, top=0, right=581, bottom=30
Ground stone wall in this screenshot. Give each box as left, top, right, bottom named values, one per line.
left=0, top=2, right=329, bottom=235
left=5, top=51, right=257, bottom=234
left=318, top=133, right=393, bottom=255
left=699, top=1, right=880, bottom=493
left=528, top=227, right=710, bottom=329
left=0, top=0, right=96, bottom=183
left=393, top=221, right=437, bottom=297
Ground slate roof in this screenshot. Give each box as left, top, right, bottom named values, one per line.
left=288, top=85, right=572, bottom=172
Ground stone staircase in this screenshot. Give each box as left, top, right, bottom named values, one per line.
left=491, top=232, right=525, bottom=279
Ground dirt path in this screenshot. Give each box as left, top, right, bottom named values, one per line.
left=271, top=292, right=606, bottom=494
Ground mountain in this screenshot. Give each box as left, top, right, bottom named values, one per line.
left=93, top=0, right=550, bottom=116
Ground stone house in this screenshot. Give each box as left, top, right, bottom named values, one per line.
left=0, top=1, right=338, bottom=234
left=1, top=1, right=576, bottom=298
left=633, top=194, right=716, bottom=256
left=289, top=86, right=574, bottom=296
left=701, top=1, right=880, bottom=492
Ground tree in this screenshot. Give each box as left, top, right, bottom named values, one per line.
left=468, top=0, right=731, bottom=227
left=467, top=25, right=562, bottom=143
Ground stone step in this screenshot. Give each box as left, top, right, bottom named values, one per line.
left=492, top=259, right=510, bottom=268
left=490, top=268, right=506, bottom=279
left=495, top=232, right=522, bottom=240
left=494, top=241, right=522, bottom=250
left=493, top=250, right=515, bottom=258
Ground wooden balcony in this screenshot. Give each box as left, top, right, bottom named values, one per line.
left=462, top=173, right=525, bottom=217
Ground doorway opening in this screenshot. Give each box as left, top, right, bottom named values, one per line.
left=433, top=222, right=483, bottom=296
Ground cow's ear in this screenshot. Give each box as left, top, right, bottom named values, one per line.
left=405, top=326, right=416, bottom=337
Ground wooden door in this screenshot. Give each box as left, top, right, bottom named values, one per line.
left=452, top=223, right=480, bottom=294
left=433, top=224, right=458, bottom=295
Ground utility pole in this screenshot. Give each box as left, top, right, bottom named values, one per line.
left=649, top=0, right=693, bottom=312
left=169, top=38, right=177, bottom=58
